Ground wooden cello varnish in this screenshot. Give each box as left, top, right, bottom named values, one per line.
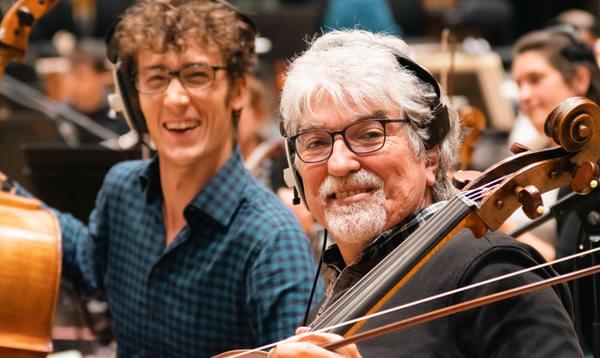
left=0, top=191, right=61, bottom=357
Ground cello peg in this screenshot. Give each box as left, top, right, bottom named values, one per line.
left=571, top=161, right=600, bottom=194
left=516, top=185, right=544, bottom=219
left=451, top=170, right=482, bottom=190
left=16, top=8, right=34, bottom=27
left=510, top=142, right=532, bottom=154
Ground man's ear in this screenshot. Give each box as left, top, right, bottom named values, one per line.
left=229, top=75, right=248, bottom=111
left=425, top=151, right=440, bottom=186
left=571, top=65, right=592, bottom=96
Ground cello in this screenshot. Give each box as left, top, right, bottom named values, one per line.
left=216, top=97, right=600, bottom=356
left=0, top=1, right=61, bottom=356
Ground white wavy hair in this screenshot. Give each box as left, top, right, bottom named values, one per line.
left=280, top=29, right=461, bottom=201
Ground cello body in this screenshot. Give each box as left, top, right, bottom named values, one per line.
left=0, top=191, right=61, bottom=357
left=0, top=0, right=64, bottom=355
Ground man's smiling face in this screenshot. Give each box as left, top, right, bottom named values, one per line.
left=296, top=97, right=437, bottom=250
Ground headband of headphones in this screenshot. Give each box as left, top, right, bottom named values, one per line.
left=394, top=55, right=450, bottom=150
left=281, top=54, right=450, bottom=206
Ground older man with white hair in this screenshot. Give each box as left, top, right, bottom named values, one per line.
left=269, top=29, right=583, bottom=358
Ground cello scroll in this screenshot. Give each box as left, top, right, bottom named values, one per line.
left=0, top=0, right=57, bottom=74
left=469, top=97, right=600, bottom=231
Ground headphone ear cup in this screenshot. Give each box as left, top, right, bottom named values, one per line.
left=109, top=63, right=148, bottom=135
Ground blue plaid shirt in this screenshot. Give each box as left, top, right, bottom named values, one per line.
left=56, top=149, right=322, bottom=357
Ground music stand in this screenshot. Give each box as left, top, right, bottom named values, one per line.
left=22, top=144, right=142, bottom=223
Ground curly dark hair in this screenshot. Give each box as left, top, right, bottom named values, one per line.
left=114, top=0, right=256, bottom=84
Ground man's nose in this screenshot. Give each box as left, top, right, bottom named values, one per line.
left=327, top=137, right=360, bottom=177
left=164, top=77, right=190, bottom=105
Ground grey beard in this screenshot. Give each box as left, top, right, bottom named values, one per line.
left=324, top=188, right=387, bottom=247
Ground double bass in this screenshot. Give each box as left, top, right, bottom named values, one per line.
left=0, top=1, right=61, bottom=356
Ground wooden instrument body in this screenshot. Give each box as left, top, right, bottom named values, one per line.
left=0, top=192, right=61, bottom=357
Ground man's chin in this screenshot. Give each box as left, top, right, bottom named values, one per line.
left=325, top=205, right=387, bottom=246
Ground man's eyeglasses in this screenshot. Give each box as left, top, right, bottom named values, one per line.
left=290, top=119, right=409, bottom=163
left=134, top=63, right=227, bottom=95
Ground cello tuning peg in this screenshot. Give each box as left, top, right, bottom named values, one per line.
left=571, top=161, right=600, bottom=194
left=510, top=142, right=531, bottom=154
left=451, top=170, right=482, bottom=190
left=516, top=185, right=544, bottom=219
left=16, top=8, right=34, bottom=28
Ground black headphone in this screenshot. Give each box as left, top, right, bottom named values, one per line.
left=281, top=55, right=450, bottom=206
left=542, top=25, right=597, bottom=65
left=104, top=0, right=257, bottom=137
left=105, top=21, right=147, bottom=136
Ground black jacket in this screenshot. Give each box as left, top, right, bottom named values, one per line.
left=323, top=230, right=583, bottom=357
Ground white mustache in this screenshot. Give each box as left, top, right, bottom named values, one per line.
left=318, top=169, right=384, bottom=202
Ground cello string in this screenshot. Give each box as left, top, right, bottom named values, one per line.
left=461, top=176, right=508, bottom=201
left=304, top=246, right=600, bottom=335
left=219, top=246, right=600, bottom=357
left=464, top=178, right=509, bottom=202
left=462, top=176, right=506, bottom=197
left=324, top=263, right=600, bottom=351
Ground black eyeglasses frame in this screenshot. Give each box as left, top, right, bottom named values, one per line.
left=289, top=118, right=409, bottom=164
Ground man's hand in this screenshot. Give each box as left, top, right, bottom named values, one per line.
left=0, top=171, right=13, bottom=193
left=268, top=327, right=361, bottom=358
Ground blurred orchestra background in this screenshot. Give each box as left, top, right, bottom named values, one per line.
left=1, top=0, right=599, bottom=356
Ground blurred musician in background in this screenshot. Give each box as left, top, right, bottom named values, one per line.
left=506, top=26, right=600, bottom=261
left=60, top=42, right=129, bottom=143
left=556, top=9, right=600, bottom=65
left=509, top=25, right=600, bottom=356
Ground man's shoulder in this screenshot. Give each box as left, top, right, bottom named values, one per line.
left=415, top=229, right=547, bottom=287
left=236, top=181, right=305, bottom=235
left=445, top=229, right=544, bottom=264
left=103, top=159, right=148, bottom=187
left=227, top=181, right=306, bottom=243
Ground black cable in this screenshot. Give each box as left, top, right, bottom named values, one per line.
left=303, top=229, right=328, bottom=326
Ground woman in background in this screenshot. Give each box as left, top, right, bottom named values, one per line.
left=510, top=25, right=600, bottom=356
left=506, top=26, right=600, bottom=261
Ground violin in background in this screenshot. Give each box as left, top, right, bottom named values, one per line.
left=457, top=105, right=485, bottom=171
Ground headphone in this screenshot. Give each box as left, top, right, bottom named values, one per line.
left=104, top=0, right=257, bottom=137
left=105, top=22, right=147, bottom=136
left=281, top=55, right=450, bottom=207
left=551, top=26, right=597, bottom=64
